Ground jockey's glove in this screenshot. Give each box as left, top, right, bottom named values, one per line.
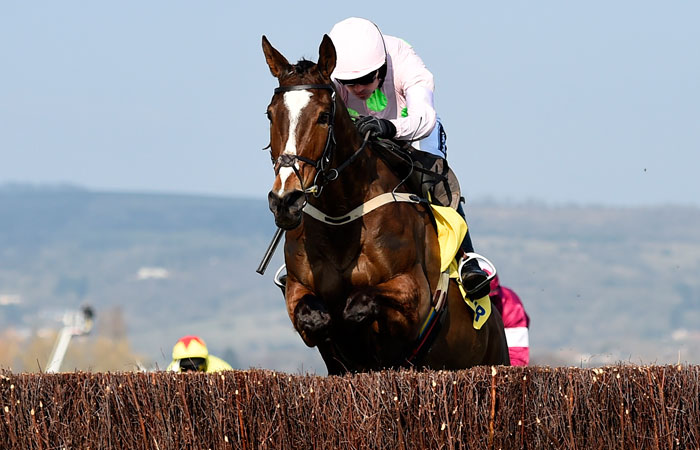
left=356, top=116, right=397, bottom=139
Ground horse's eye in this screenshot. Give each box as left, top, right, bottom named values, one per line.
left=266, top=110, right=272, bottom=122
left=318, top=112, right=330, bottom=125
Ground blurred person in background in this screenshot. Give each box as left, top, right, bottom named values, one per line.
left=167, top=335, right=232, bottom=373
left=480, top=262, right=530, bottom=366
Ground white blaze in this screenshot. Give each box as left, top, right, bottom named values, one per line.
left=278, top=90, right=312, bottom=196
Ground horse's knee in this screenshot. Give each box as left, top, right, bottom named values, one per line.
left=294, top=296, right=331, bottom=346
left=343, top=291, right=379, bottom=326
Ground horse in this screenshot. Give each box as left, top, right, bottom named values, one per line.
left=262, top=34, right=509, bottom=374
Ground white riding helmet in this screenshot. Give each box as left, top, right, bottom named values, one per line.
left=328, top=17, right=387, bottom=81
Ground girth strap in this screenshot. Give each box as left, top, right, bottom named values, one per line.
left=405, top=270, right=451, bottom=365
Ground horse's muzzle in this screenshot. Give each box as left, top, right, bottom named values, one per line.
left=268, top=190, right=305, bottom=230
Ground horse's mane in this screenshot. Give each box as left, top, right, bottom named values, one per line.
left=279, top=59, right=319, bottom=84
left=292, top=59, right=316, bottom=75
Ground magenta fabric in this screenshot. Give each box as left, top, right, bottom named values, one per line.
left=490, top=279, right=530, bottom=366
left=508, top=347, right=529, bottom=367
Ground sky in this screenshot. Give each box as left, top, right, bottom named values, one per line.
left=1, top=1, right=699, bottom=207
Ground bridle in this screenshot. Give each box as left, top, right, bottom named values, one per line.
left=271, top=83, right=369, bottom=200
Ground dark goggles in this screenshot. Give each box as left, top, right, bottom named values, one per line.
left=337, top=70, right=378, bottom=86
left=179, top=357, right=207, bottom=372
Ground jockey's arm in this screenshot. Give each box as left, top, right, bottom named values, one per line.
left=389, top=39, right=438, bottom=141
left=392, top=85, right=437, bottom=141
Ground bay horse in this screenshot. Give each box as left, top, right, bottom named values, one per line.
left=262, top=34, right=509, bottom=374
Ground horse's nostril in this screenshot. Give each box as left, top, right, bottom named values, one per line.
left=268, top=190, right=305, bottom=230
left=284, top=190, right=306, bottom=214
left=268, top=191, right=281, bottom=213
left=269, top=190, right=305, bottom=214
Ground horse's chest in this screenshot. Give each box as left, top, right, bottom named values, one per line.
left=311, top=247, right=374, bottom=280
left=297, top=217, right=414, bottom=292
left=306, top=243, right=385, bottom=298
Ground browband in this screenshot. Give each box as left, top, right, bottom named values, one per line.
left=274, top=84, right=335, bottom=94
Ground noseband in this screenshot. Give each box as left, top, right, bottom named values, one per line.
left=271, top=83, right=369, bottom=199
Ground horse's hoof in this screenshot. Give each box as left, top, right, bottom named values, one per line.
left=294, top=300, right=332, bottom=342
left=343, top=292, right=379, bottom=326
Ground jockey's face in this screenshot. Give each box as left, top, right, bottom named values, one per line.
left=343, top=72, right=381, bottom=101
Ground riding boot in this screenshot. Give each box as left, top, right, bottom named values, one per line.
left=456, top=203, right=490, bottom=300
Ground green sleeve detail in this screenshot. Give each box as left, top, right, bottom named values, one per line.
left=366, top=89, right=388, bottom=112
left=401, top=107, right=408, bottom=118
left=347, top=107, right=360, bottom=118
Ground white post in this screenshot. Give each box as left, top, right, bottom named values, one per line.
left=46, top=327, right=73, bottom=373
left=45, top=307, right=94, bottom=373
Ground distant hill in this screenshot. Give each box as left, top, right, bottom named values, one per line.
left=1, top=185, right=699, bottom=373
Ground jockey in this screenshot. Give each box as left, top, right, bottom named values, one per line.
left=166, top=335, right=233, bottom=373
left=328, top=17, right=489, bottom=297
left=480, top=262, right=531, bottom=366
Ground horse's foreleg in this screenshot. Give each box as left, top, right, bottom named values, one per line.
left=342, top=289, right=380, bottom=327
left=285, top=280, right=332, bottom=348
left=294, top=294, right=332, bottom=346
left=344, top=271, right=428, bottom=340
left=339, top=272, right=429, bottom=369
left=316, top=342, right=350, bottom=375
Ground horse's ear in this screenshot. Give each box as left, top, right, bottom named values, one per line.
left=317, top=34, right=336, bottom=81
left=262, top=35, right=291, bottom=79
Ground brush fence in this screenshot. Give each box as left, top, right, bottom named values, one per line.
left=1, top=365, right=698, bottom=449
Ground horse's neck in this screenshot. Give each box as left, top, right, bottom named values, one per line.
left=293, top=111, right=420, bottom=276
left=313, top=111, right=399, bottom=214
left=316, top=151, right=392, bottom=216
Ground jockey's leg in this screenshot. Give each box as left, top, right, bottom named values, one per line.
left=415, top=120, right=490, bottom=299
left=456, top=204, right=490, bottom=300
left=415, top=117, right=447, bottom=159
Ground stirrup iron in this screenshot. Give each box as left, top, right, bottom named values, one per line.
left=273, top=264, right=287, bottom=293
left=458, top=252, right=497, bottom=297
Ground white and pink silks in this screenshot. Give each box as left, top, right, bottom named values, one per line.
left=489, top=273, right=531, bottom=366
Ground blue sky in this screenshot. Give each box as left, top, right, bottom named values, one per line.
left=2, top=1, right=698, bottom=206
